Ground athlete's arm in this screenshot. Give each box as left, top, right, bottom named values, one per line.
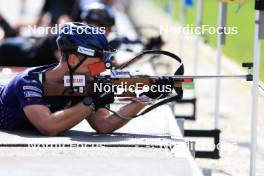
left=86, top=102, right=146, bottom=134
left=23, top=102, right=92, bottom=136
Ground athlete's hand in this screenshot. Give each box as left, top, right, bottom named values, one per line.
left=139, top=77, right=173, bottom=100
left=90, top=81, right=115, bottom=111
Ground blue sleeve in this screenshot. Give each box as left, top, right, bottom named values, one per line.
left=15, top=77, right=48, bottom=108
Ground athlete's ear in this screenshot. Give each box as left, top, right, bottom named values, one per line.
left=68, top=53, right=79, bottom=67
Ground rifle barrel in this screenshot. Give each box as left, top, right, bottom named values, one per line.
left=132, top=74, right=250, bottom=79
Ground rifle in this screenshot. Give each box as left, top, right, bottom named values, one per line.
left=34, top=50, right=252, bottom=119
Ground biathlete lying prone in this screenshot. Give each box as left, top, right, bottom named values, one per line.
left=0, top=23, right=172, bottom=136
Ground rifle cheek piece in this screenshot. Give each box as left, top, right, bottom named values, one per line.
left=87, top=61, right=106, bottom=76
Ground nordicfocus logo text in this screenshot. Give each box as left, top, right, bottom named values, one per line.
left=93, top=82, right=173, bottom=96
left=160, top=24, right=238, bottom=35
left=26, top=24, right=106, bottom=36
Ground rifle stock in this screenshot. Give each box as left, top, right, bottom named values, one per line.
left=42, top=76, right=188, bottom=97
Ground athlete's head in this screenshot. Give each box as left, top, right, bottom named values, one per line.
left=56, top=22, right=112, bottom=76
left=80, top=2, right=115, bottom=36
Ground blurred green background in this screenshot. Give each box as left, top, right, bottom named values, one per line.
left=154, top=0, right=264, bottom=81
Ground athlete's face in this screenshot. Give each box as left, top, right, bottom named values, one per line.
left=68, top=53, right=105, bottom=76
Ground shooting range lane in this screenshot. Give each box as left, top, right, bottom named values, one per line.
left=0, top=3, right=202, bottom=176
left=129, top=0, right=264, bottom=175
